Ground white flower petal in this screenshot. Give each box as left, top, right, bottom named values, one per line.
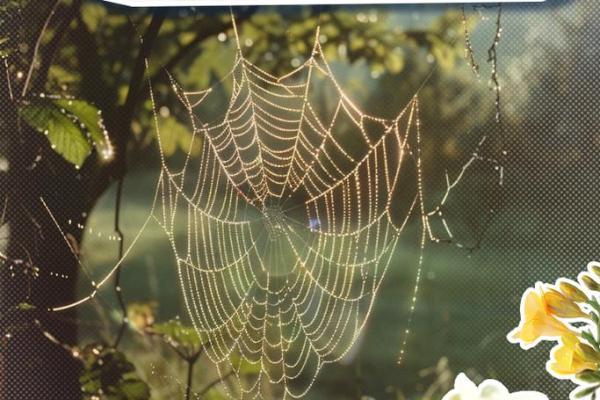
left=509, top=391, right=549, bottom=400
left=442, top=373, right=548, bottom=400
left=479, top=379, right=510, bottom=399
left=441, top=389, right=463, bottom=400
left=454, top=373, right=479, bottom=396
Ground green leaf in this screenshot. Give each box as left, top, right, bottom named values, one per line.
left=79, top=343, right=150, bottom=400
left=119, top=380, right=151, bottom=400
left=0, top=37, right=10, bottom=57
left=20, top=98, right=112, bottom=166
left=80, top=3, right=107, bottom=32
left=21, top=104, right=91, bottom=166
left=384, top=51, right=405, bottom=74
left=577, top=370, right=600, bottom=384
left=582, top=331, right=600, bottom=352
left=53, top=99, right=111, bottom=159
left=156, top=116, right=200, bottom=158
left=151, top=320, right=204, bottom=349
left=126, top=301, right=157, bottom=332
left=48, top=65, right=80, bottom=84
left=573, top=385, right=600, bottom=399
left=16, top=302, right=36, bottom=311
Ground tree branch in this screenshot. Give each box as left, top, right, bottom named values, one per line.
left=31, top=0, right=83, bottom=94
left=150, top=11, right=254, bottom=84
left=21, top=0, right=62, bottom=97
left=105, top=13, right=166, bottom=349
left=184, top=358, right=196, bottom=400
left=120, top=13, right=167, bottom=143
left=112, top=177, right=126, bottom=348
left=197, top=370, right=234, bottom=397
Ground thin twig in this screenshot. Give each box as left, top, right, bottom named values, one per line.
left=185, top=359, right=196, bottom=400
left=120, top=13, right=166, bottom=141
left=111, top=13, right=165, bottom=347
left=197, top=370, right=235, bottom=397
left=4, top=59, right=14, bottom=101
left=112, top=177, right=126, bottom=348
left=156, top=12, right=253, bottom=80
left=461, top=5, right=479, bottom=76
left=487, top=4, right=503, bottom=123
left=21, top=0, right=62, bottom=97
left=31, top=0, right=83, bottom=94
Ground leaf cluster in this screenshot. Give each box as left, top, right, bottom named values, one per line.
left=79, top=343, right=150, bottom=400
left=20, top=98, right=109, bottom=166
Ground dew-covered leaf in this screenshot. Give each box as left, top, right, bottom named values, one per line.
left=150, top=319, right=204, bottom=350
left=54, top=99, right=110, bottom=157
left=20, top=104, right=91, bottom=166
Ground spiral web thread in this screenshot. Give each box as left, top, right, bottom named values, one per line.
left=148, top=14, right=441, bottom=398
left=45, top=13, right=501, bottom=399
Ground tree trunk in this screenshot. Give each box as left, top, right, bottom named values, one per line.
left=0, top=5, right=165, bottom=397
left=0, top=74, right=88, bottom=398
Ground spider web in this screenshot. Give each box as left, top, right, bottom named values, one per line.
left=46, top=13, right=503, bottom=399
left=151, top=18, right=430, bottom=399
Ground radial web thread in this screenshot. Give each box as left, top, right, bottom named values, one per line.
left=149, top=17, right=439, bottom=398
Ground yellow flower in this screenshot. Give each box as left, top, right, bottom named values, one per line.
left=589, top=262, right=600, bottom=279
left=508, top=285, right=574, bottom=349
left=548, top=335, right=600, bottom=377
left=543, top=288, right=586, bottom=318
left=581, top=274, right=600, bottom=292
left=558, top=280, right=588, bottom=303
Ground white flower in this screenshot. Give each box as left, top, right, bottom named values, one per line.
left=442, top=373, right=548, bottom=400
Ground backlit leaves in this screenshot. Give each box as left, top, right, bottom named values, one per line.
left=149, top=319, right=205, bottom=358
left=156, top=116, right=202, bottom=158
left=20, top=99, right=109, bottom=166
left=21, top=103, right=92, bottom=166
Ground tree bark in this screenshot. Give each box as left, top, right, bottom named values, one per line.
left=0, top=6, right=166, bottom=398
left=0, top=79, right=87, bottom=398
left=0, top=3, right=93, bottom=398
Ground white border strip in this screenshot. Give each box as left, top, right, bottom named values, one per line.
left=102, top=0, right=544, bottom=6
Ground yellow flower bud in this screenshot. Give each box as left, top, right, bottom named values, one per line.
left=558, top=280, right=588, bottom=303
left=581, top=274, right=600, bottom=292
left=543, top=289, right=586, bottom=319
left=590, top=264, right=600, bottom=279
left=550, top=335, right=599, bottom=376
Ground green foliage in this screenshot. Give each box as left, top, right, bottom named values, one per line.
left=572, top=384, right=600, bottom=399
left=20, top=103, right=92, bottom=166
left=79, top=344, right=150, bottom=400
left=148, top=319, right=205, bottom=360
left=20, top=99, right=108, bottom=166
left=0, top=37, right=10, bottom=58
left=80, top=3, right=108, bottom=32
left=0, top=1, right=22, bottom=57
left=229, top=352, right=261, bottom=377
left=16, top=302, right=36, bottom=311
left=185, top=38, right=237, bottom=90
left=127, top=300, right=205, bottom=360
left=156, top=116, right=202, bottom=158
left=54, top=99, right=107, bottom=148
left=577, top=370, right=600, bottom=384
left=126, top=301, right=157, bottom=332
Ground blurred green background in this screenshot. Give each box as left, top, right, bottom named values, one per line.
left=5, top=0, right=599, bottom=398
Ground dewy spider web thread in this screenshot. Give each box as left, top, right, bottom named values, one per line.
left=46, top=11, right=504, bottom=399
left=150, top=12, right=478, bottom=397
